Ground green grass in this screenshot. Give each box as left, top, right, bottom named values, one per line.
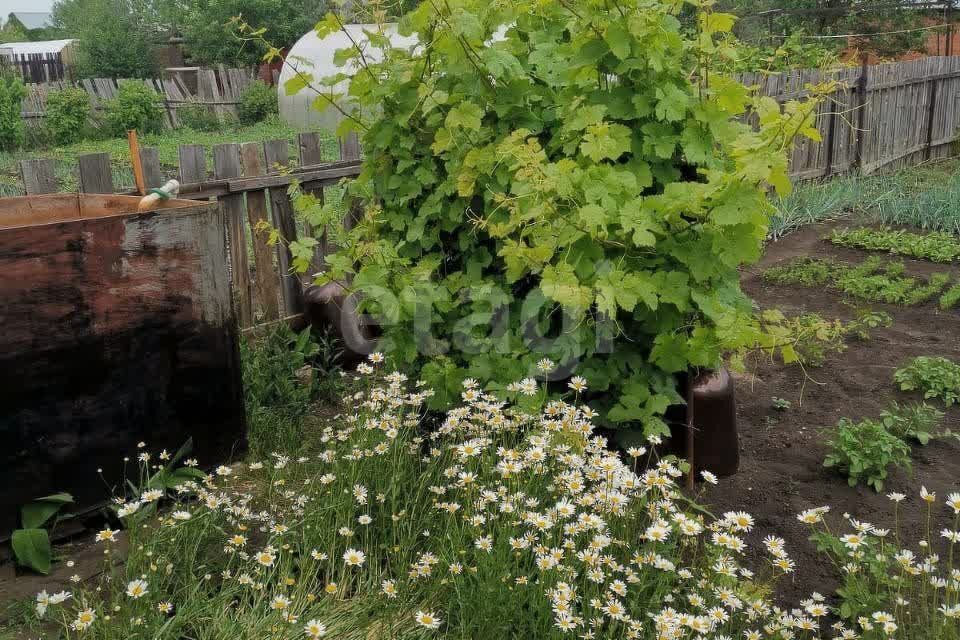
left=0, top=117, right=339, bottom=196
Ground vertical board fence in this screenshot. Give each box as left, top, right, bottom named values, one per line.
left=18, top=133, right=363, bottom=331
left=741, top=56, right=960, bottom=179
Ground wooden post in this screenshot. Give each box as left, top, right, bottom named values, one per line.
left=948, top=2, right=955, bottom=57
left=853, top=56, right=870, bottom=174
left=240, top=142, right=282, bottom=324
left=78, top=153, right=113, bottom=194
left=263, top=140, right=304, bottom=316
left=20, top=158, right=59, bottom=195
left=127, top=130, right=147, bottom=195
left=339, top=133, right=361, bottom=161
left=925, top=62, right=941, bottom=162
left=339, top=136, right=364, bottom=231
left=822, top=100, right=838, bottom=178
left=213, top=143, right=253, bottom=329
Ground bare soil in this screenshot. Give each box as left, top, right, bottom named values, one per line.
left=703, top=221, right=960, bottom=603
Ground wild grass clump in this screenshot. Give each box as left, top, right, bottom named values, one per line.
left=240, top=324, right=344, bottom=457
left=30, top=359, right=960, bottom=639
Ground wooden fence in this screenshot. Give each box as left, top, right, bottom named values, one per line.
left=21, top=66, right=257, bottom=130
left=19, top=133, right=362, bottom=330
left=746, top=56, right=960, bottom=179
left=13, top=56, right=960, bottom=331
left=0, top=52, right=67, bottom=83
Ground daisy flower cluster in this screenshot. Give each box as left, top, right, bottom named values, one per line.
left=800, top=489, right=960, bottom=639
left=32, top=357, right=960, bottom=639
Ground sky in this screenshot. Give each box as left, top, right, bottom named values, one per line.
left=0, top=0, right=56, bottom=18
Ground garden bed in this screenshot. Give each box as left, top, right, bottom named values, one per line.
left=705, top=221, right=960, bottom=603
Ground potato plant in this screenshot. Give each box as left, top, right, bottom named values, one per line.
left=895, top=356, right=960, bottom=407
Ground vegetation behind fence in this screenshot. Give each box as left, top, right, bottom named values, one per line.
left=20, top=66, right=258, bottom=130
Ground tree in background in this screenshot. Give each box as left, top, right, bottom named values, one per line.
left=718, top=0, right=935, bottom=60
left=178, top=0, right=328, bottom=67
left=0, top=19, right=28, bottom=44
left=51, top=0, right=160, bottom=78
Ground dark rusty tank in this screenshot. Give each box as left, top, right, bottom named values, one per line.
left=0, top=194, right=246, bottom=536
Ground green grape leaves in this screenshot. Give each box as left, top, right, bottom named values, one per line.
left=292, top=1, right=824, bottom=429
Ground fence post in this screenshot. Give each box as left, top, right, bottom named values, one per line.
left=853, top=56, right=870, bottom=174
left=822, top=99, right=838, bottom=178
left=78, top=153, right=113, bottom=194
left=339, top=136, right=364, bottom=231
left=263, top=140, right=305, bottom=317
left=213, top=143, right=253, bottom=329
left=339, top=133, right=361, bottom=162
left=924, top=61, right=941, bottom=162
left=20, top=159, right=59, bottom=195
left=240, top=142, right=282, bottom=324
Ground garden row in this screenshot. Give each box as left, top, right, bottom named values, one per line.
left=759, top=225, right=960, bottom=491
left=765, top=227, right=960, bottom=310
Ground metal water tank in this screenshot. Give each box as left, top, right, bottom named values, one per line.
left=278, top=24, right=418, bottom=132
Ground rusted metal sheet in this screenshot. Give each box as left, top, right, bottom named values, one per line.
left=0, top=194, right=246, bottom=536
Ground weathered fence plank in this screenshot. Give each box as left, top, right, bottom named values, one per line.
left=139, top=147, right=163, bottom=189
left=264, top=140, right=305, bottom=317
left=78, top=153, right=113, bottom=194
left=20, top=159, right=59, bottom=195
left=214, top=143, right=254, bottom=329
left=297, top=132, right=329, bottom=275
left=178, top=145, right=206, bottom=183
left=240, top=142, right=282, bottom=324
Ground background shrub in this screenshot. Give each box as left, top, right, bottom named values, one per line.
left=0, top=73, right=27, bottom=151
left=44, top=88, right=92, bottom=145
left=237, top=81, right=278, bottom=125
left=177, top=101, right=224, bottom=132
left=103, top=82, right=163, bottom=136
